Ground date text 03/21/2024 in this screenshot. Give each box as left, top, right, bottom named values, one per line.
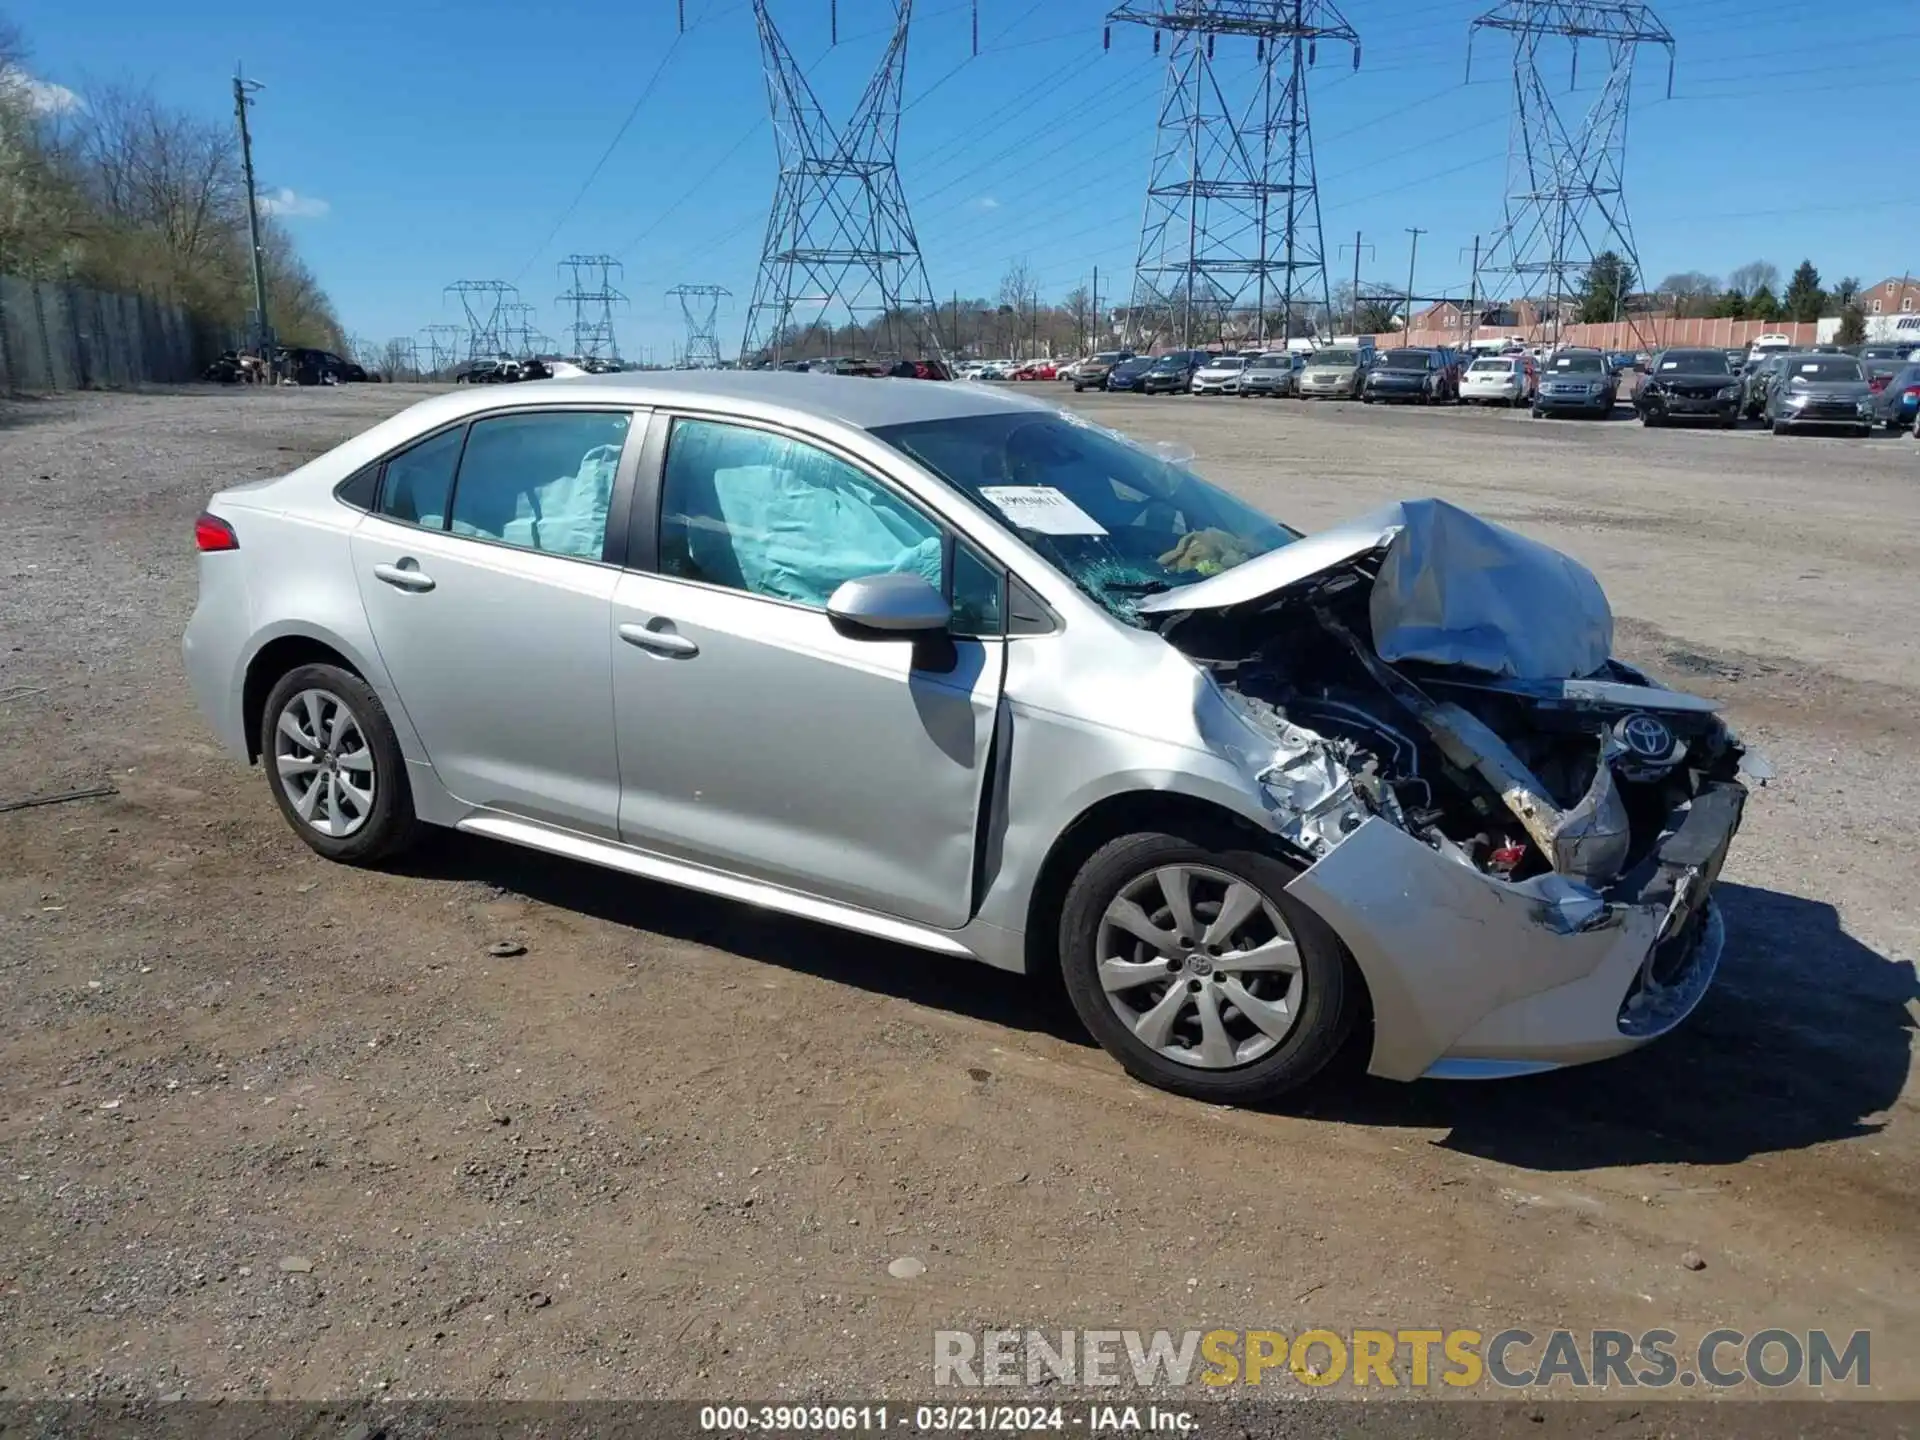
left=698, top=1404, right=1196, bottom=1434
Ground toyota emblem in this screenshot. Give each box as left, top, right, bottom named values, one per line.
left=1619, top=713, right=1674, bottom=759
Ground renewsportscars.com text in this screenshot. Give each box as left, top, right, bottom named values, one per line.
left=933, top=1328, right=1870, bottom=1391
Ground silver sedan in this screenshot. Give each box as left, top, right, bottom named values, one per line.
left=184, top=372, right=1759, bottom=1103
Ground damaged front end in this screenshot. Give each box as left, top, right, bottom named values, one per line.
left=1144, top=499, right=1761, bottom=1081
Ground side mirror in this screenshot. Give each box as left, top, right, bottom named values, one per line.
left=826, top=572, right=951, bottom=639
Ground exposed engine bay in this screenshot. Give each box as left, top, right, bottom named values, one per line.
left=1144, top=501, right=1759, bottom=916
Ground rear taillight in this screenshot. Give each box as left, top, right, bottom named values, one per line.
left=194, top=512, right=239, bottom=552
left=1905, top=386, right=1920, bottom=401
left=1867, top=376, right=1890, bottom=393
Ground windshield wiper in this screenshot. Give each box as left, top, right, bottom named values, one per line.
left=1100, top=578, right=1172, bottom=596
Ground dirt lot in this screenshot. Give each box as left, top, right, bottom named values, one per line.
left=1, top=382, right=1915, bottom=1407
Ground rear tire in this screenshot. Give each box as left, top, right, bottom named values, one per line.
left=261, top=663, right=420, bottom=866
left=1058, top=828, right=1354, bottom=1105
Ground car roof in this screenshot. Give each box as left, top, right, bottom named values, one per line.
left=410, top=369, right=1050, bottom=434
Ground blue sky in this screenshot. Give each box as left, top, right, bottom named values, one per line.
left=16, top=0, right=1918, bottom=359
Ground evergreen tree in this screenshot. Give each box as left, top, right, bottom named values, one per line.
left=1783, top=260, right=1825, bottom=323
left=1577, top=251, right=1636, bottom=324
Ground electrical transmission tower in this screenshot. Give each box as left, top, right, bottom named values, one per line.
left=1467, top=1, right=1673, bottom=345
left=557, top=254, right=628, bottom=361
left=501, top=302, right=540, bottom=357
left=445, top=281, right=517, bottom=361
left=740, top=1, right=944, bottom=366
left=668, top=285, right=731, bottom=368
left=1107, top=0, right=1359, bottom=351
left=421, top=323, right=463, bottom=376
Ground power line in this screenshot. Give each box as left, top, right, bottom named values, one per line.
left=512, top=30, right=690, bottom=284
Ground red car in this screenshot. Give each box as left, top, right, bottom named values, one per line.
left=1011, top=360, right=1059, bottom=381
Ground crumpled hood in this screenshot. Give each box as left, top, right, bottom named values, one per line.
left=1137, top=497, right=1614, bottom=680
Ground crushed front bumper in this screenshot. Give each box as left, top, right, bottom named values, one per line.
left=1286, top=781, right=1746, bottom=1081
left=1641, top=394, right=1739, bottom=421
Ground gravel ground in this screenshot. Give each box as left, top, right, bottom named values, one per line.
left=1, top=382, right=1914, bottom=1409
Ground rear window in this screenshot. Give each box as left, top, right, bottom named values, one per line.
left=1469, top=358, right=1516, bottom=372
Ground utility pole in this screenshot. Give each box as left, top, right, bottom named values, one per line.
left=1461, top=234, right=1481, bottom=348
left=1402, top=227, right=1426, bottom=346
left=1092, top=264, right=1100, bottom=352
left=232, top=65, right=273, bottom=363
left=1339, top=231, right=1372, bottom=336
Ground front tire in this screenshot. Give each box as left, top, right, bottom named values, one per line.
left=1059, top=829, right=1354, bottom=1104
left=1771, top=419, right=1789, bottom=436
left=261, top=663, right=420, bottom=865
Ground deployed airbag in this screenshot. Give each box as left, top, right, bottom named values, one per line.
left=1369, top=498, right=1612, bottom=679
left=696, top=460, right=942, bottom=608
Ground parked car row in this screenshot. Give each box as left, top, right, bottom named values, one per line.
left=202, top=347, right=376, bottom=386
left=969, top=336, right=1920, bottom=440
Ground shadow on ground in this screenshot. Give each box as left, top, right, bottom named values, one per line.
left=396, top=837, right=1914, bottom=1172
left=394, top=831, right=1092, bottom=1048
left=1296, top=880, right=1915, bottom=1170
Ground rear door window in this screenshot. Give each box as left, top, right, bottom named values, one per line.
left=448, top=411, right=631, bottom=561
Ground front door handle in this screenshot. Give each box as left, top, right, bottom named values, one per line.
left=619, top=621, right=698, bottom=658
left=373, top=561, right=436, bottom=593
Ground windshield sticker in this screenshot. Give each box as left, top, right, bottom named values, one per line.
left=1799, top=363, right=1822, bottom=373
left=1660, top=361, right=1680, bottom=370
left=979, top=485, right=1108, bottom=536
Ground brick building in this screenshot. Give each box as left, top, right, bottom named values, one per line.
left=1861, top=276, right=1919, bottom=317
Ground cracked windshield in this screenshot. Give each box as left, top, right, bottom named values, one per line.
left=875, top=410, right=1298, bottom=619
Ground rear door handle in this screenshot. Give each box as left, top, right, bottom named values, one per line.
left=619, top=621, right=698, bottom=658
left=373, top=562, right=436, bottom=593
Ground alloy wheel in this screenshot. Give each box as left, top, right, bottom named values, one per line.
left=274, top=688, right=376, bottom=838
left=1096, top=864, right=1303, bottom=1070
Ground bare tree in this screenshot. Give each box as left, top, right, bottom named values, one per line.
left=1655, top=270, right=1720, bottom=317
left=1061, top=285, right=1093, bottom=354
left=1728, top=260, right=1779, bottom=301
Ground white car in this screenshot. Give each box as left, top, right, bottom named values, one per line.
left=1460, top=355, right=1537, bottom=407
left=1190, top=355, right=1248, bottom=395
